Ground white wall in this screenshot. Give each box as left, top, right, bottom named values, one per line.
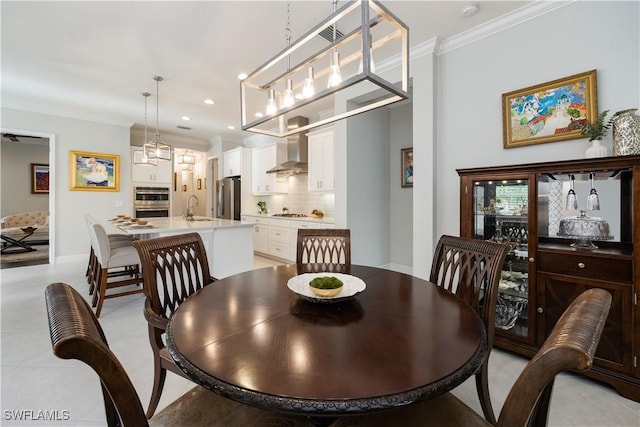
left=346, top=107, right=391, bottom=266
left=1, top=107, right=132, bottom=261
left=389, top=102, right=413, bottom=269
left=1, top=140, right=49, bottom=216
left=435, top=1, right=640, bottom=239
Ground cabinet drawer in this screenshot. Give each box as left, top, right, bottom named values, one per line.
left=269, top=226, right=290, bottom=243
left=269, top=241, right=290, bottom=258
left=537, top=251, right=632, bottom=284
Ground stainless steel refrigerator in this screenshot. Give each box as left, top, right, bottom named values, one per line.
left=216, top=176, right=241, bottom=220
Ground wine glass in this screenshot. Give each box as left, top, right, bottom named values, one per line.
left=566, top=174, right=578, bottom=210
left=586, top=172, right=600, bottom=210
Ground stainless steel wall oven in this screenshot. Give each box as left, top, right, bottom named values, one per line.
left=134, top=186, right=170, bottom=218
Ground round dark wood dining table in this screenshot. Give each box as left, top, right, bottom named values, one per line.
left=166, top=264, right=487, bottom=420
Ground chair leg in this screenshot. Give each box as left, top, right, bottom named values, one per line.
left=94, top=269, right=108, bottom=318
left=146, top=362, right=167, bottom=419
left=475, top=360, right=496, bottom=424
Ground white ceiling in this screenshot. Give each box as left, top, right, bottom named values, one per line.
left=1, top=1, right=532, bottom=143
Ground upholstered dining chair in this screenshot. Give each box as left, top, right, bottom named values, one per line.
left=333, top=287, right=612, bottom=427
left=133, top=233, right=217, bottom=419
left=296, top=228, right=351, bottom=273
left=89, top=222, right=144, bottom=318
left=84, top=215, right=135, bottom=296
left=429, top=235, right=509, bottom=423
left=45, top=282, right=313, bottom=427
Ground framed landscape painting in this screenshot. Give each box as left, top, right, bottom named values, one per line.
left=69, top=150, right=119, bottom=191
left=502, top=69, right=598, bottom=148
left=31, top=163, right=49, bottom=194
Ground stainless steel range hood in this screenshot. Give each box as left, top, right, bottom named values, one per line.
left=266, top=116, right=309, bottom=175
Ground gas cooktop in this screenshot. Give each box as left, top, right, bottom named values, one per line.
left=271, top=213, right=308, bottom=218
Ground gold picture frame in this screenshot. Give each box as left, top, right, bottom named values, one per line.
left=401, top=147, right=413, bottom=188
left=502, top=69, right=598, bottom=148
left=69, top=150, right=119, bottom=191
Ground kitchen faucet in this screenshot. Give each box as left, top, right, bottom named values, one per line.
left=185, top=195, right=199, bottom=220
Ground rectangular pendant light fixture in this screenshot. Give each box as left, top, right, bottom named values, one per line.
left=240, top=0, right=409, bottom=137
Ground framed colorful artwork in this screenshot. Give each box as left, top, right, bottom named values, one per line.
left=31, top=163, right=49, bottom=194
left=502, top=69, right=598, bottom=148
left=401, top=147, right=413, bottom=188
left=69, top=150, right=119, bottom=191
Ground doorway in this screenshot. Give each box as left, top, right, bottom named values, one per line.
left=0, top=129, right=56, bottom=266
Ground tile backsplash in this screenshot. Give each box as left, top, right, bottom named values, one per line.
left=247, top=174, right=335, bottom=217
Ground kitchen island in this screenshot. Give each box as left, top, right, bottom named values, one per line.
left=107, top=216, right=254, bottom=279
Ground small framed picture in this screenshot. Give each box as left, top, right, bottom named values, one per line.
left=31, top=163, right=49, bottom=194
left=197, top=178, right=202, bottom=190
left=502, top=69, right=598, bottom=148
left=69, top=150, right=119, bottom=191
left=401, top=147, right=413, bottom=188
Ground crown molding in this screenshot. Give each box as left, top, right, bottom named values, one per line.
left=437, top=1, right=577, bottom=55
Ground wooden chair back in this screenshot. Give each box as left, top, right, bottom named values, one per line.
left=45, top=282, right=149, bottom=427
left=134, top=232, right=215, bottom=322
left=497, top=288, right=611, bottom=427
left=296, top=228, right=351, bottom=271
left=429, top=235, right=509, bottom=348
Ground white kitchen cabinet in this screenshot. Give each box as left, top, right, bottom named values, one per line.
left=268, top=225, right=290, bottom=258
left=251, top=143, right=288, bottom=194
left=307, top=128, right=334, bottom=192
left=242, top=215, right=270, bottom=254
left=223, top=147, right=247, bottom=177
left=131, top=148, right=173, bottom=184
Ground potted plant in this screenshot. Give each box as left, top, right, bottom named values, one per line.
left=580, top=110, right=612, bottom=158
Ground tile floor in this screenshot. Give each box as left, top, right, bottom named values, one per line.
left=1, top=257, right=639, bottom=426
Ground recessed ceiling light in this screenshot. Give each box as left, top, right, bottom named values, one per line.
left=255, top=112, right=264, bottom=118
left=238, top=73, right=248, bottom=80
left=181, top=116, right=191, bottom=121
left=204, top=99, right=215, bottom=105
left=228, top=125, right=236, bottom=130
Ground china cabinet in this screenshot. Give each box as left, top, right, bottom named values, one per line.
left=458, top=155, right=640, bottom=402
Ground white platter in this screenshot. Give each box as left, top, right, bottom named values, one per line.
left=129, top=223, right=153, bottom=228
left=287, top=273, right=366, bottom=304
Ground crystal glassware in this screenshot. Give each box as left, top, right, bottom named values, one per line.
left=586, top=172, right=600, bottom=210
left=566, top=174, right=578, bottom=210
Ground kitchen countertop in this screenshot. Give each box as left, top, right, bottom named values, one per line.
left=241, top=213, right=335, bottom=224
left=111, top=216, right=252, bottom=236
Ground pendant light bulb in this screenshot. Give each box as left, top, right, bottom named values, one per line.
left=358, top=39, right=376, bottom=74
left=282, top=78, right=295, bottom=109
left=327, top=50, right=342, bottom=88
left=266, top=88, right=278, bottom=115
left=302, top=66, right=315, bottom=99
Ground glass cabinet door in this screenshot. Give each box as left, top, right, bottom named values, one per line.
left=472, top=178, right=530, bottom=339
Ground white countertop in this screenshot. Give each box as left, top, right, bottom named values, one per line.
left=110, top=216, right=252, bottom=236
left=241, top=213, right=335, bottom=224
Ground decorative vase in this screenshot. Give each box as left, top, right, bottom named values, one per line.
left=612, top=108, right=640, bottom=156
left=585, top=139, right=607, bottom=158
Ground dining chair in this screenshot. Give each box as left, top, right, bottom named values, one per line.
left=45, top=282, right=313, bottom=427
left=296, top=228, right=351, bottom=272
left=89, top=222, right=144, bottom=318
left=133, top=232, right=217, bottom=419
left=333, top=287, right=612, bottom=427
left=84, top=215, right=135, bottom=296
left=429, top=234, right=509, bottom=423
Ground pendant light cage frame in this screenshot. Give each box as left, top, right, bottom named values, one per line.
left=133, top=91, right=158, bottom=166
left=241, top=0, right=409, bottom=137
left=144, top=75, right=172, bottom=161
left=178, top=151, right=196, bottom=165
